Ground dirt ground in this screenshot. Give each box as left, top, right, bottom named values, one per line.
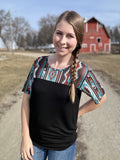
left=0, top=52, right=120, bottom=160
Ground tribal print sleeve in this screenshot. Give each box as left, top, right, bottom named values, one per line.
left=22, top=58, right=38, bottom=94
left=80, top=70, right=105, bottom=104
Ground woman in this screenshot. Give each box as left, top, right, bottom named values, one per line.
left=20, top=10, right=106, bottom=160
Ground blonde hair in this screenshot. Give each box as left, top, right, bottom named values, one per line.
left=55, top=11, right=84, bottom=103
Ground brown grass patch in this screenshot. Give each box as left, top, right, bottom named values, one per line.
left=0, top=54, right=35, bottom=101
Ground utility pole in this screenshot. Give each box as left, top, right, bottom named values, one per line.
left=9, top=10, right=14, bottom=54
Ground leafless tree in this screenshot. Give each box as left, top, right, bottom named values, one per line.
left=25, top=32, right=33, bottom=48
left=32, top=32, right=39, bottom=48
left=113, top=25, right=120, bottom=42
left=0, top=9, right=11, bottom=50
left=107, top=24, right=120, bottom=53
left=107, top=25, right=120, bottom=43
left=12, top=17, right=31, bottom=48
left=113, top=25, right=120, bottom=51
left=18, top=34, right=26, bottom=48
left=38, top=14, right=58, bottom=45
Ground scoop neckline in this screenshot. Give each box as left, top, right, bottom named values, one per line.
left=46, top=56, right=71, bottom=71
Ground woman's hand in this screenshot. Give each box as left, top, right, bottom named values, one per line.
left=20, top=136, right=34, bottom=160
left=21, top=93, right=33, bottom=160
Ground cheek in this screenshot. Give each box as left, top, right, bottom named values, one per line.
left=70, top=40, right=77, bottom=49
left=53, top=34, right=59, bottom=44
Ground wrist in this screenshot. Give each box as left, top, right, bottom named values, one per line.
left=21, top=131, right=30, bottom=139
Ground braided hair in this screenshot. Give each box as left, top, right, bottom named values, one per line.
left=69, top=44, right=81, bottom=103
left=54, top=11, right=84, bottom=103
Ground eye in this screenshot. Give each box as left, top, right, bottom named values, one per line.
left=56, top=31, right=62, bottom=35
left=67, top=34, right=74, bottom=38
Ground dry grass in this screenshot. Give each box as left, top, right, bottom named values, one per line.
left=0, top=54, right=35, bottom=101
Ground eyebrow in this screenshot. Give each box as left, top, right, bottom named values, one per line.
left=56, top=29, right=76, bottom=36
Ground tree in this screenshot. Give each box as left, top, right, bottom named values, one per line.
left=106, top=26, right=114, bottom=41
left=107, top=25, right=120, bottom=53
left=107, top=25, right=120, bottom=43
left=38, top=14, right=58, bottom=45
left=12, top=17, right=31, bottom=48
left=18, top=34, right=26, bottom=48
left=32, top=32, right=38, bottom=48
left=0, top=9, right=10, bottom=50
left=113, top=25, right=120, bottom=51
left=113, top=26, right=120, bottom=43
left=25, top=32, right=33, bottom=48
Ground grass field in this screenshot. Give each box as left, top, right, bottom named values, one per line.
left=0, top=53, right=120, bottom=101
left=0, top=54, right=35, bottom=101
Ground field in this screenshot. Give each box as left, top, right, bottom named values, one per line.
left=0, top=52, right=120, bottom=101
left=0, top=54, right=34, bottom=101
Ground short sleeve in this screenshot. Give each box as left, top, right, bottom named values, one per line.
left=80, top=70, right=105, bottom=104
left=22, top=59, right=37, bottom=94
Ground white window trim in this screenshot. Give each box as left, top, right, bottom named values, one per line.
left=97, top=22, right=99, bottom=32
left=86, top=23, right=88, bottom=32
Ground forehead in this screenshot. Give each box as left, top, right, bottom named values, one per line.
left=56, top=20, right=75, bottom=34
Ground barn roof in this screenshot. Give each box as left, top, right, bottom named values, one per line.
left=85, top=17, right=110, bottom=38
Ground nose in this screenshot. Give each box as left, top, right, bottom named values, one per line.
left=59, top=35, right=66, bottom=45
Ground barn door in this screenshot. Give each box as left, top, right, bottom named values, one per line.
left=90, top=44, right=96, bottom=53
left=104, top=44, right=109, bottom=52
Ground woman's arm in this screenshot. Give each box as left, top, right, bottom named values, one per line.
left=78, top=94, right=106, bottom=118
left=20, top=93, right=34, bottom=160
left=21, top=93, right=30, bottom=138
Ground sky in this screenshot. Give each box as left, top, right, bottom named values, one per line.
left=0, top=0, right=120, bottom=31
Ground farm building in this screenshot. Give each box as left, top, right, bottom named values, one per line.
left=81, top=17, right=111, bottom=53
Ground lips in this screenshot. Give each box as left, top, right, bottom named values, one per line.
left=57, top=45, right=68, bottom=51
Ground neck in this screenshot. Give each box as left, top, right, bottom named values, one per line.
left=49, top=54, right=73, bottom=69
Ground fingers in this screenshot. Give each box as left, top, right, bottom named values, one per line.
left=20, top=138, right=34, bottom=160
left=76, top=127, right=78, bottom=133
left=23, top=151, right=27, bottom=160
left=30, top=145, right=34, bottom=156
left=21, top=150, right=33, bottom=160
left=21, top=152, right=24, bottom=159
left=27, top=150, right=33, bottom=160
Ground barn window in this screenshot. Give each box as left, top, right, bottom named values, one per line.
left=82, top=43, right=87, bottom=48
left=90, top=36, right=94, bottom=39
left=97, top=38, right=101, bottom=43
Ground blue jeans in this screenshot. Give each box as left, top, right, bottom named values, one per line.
left=21, top=142, right=76, bottom=160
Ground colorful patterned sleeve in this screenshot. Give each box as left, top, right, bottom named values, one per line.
left=80, top=70, right=105, bottom=104
left=22, top=58, right=37, bottom=94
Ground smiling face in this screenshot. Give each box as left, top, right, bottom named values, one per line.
left=53, top=20, right=77, bottom=57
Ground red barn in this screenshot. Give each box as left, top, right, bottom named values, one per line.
left=80, top=17, right=111, bottom=53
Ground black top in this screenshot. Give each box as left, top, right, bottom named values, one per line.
left=30, top=78, right=81, bottom=150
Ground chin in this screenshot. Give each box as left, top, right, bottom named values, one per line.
left=56, top=51, right=72, bottom=58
